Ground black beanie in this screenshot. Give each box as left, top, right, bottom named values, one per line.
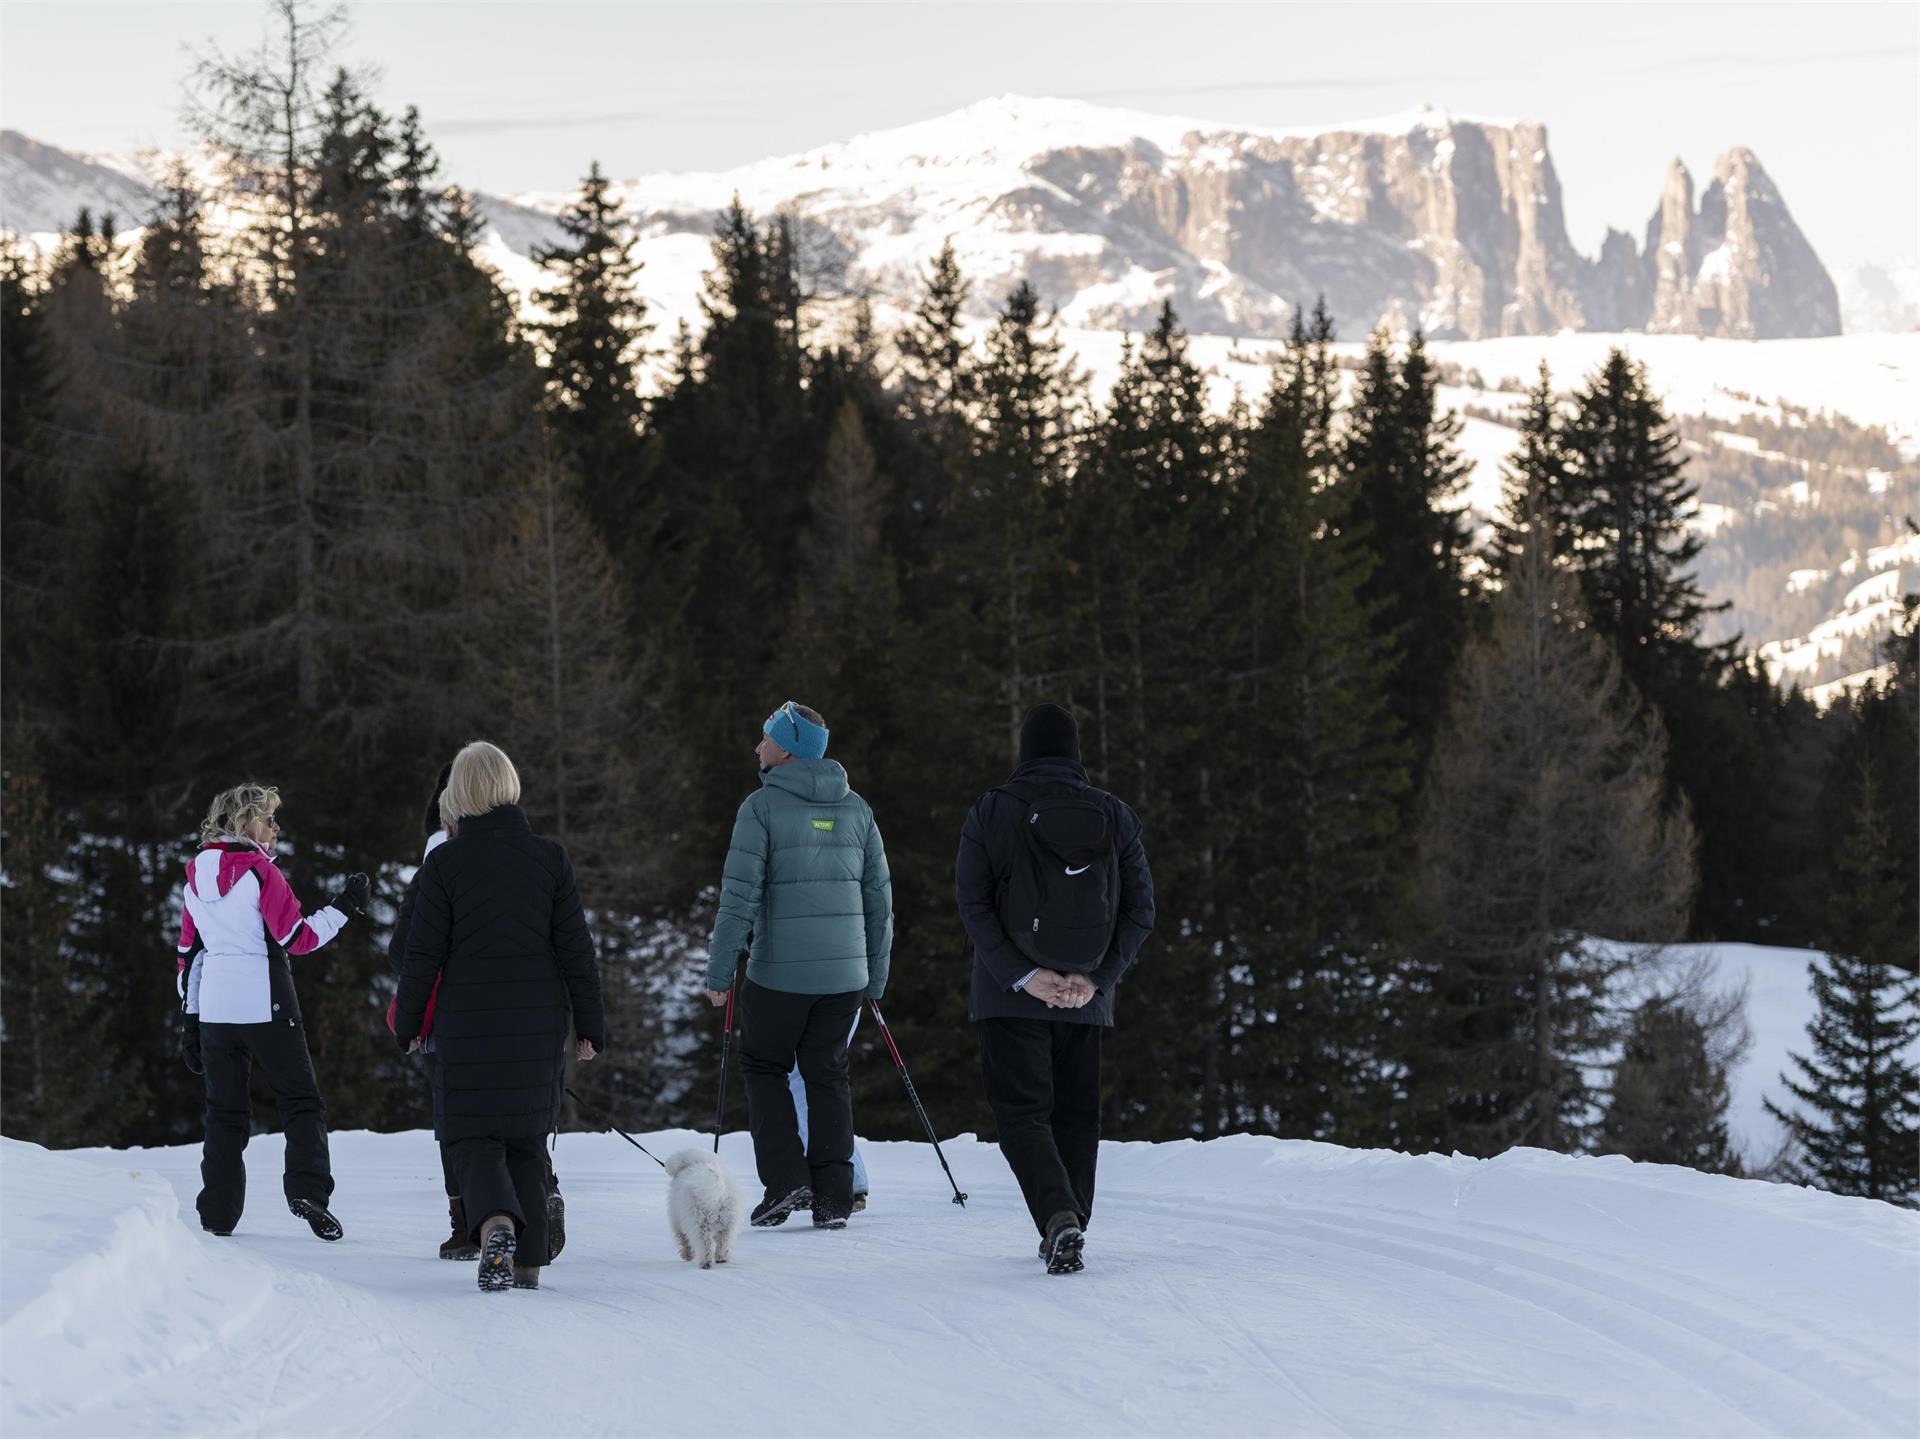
left=423, top=762, right=453, bottom=837
left=1019, top=703, right=1081, bottom=765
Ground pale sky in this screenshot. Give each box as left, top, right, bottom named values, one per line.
left=3, top=1, right=1915, bottom=276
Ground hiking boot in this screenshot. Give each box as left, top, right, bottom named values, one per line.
left=203, top=1222, right=235, bottom=1238
left=850, top=1192, right=868, bottom=1214
left=511, top=1264, right=540, bottom=1290
left=477, top=1219, right=516, bottom=1294
left=750, top=1185, right=811, bottom=1228
left=545, top=1177, right=565, bottom=1262
left=439, top=1198, right=478, bottom=1260
left=1042, top=1211, right=1085, bottom=1275
left=289, top=1198, right=343, bottom=1242
left=812, top=1199, right=850, bottom=1230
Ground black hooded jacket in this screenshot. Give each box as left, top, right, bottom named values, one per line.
left=394, top=804, right=605, bottom=1140
left=955, top=757, right=1155, bottom=1026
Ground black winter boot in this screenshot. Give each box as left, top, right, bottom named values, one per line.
left=289, top=1198, right=343, bottom=1242
left=750, top=1185, right=811, bottom=1228
left=1042, top=1210, right=1084, bottom=1275
left=477, top=1218, right=516, bottom=1294
left=439, top=1198, right=478, bottom=1260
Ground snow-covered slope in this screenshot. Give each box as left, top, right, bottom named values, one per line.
left=2, top=1129, right=1913, bottom=1437
left=1637, top=941, right=1919, bottom=1169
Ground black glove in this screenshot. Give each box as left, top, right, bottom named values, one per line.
left=181, top=1013, right=204, bottom=1076
left=331, top=872, right=371, bottom=918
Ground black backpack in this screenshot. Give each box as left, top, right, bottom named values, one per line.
left=993, top=781, right=1120, bottom=972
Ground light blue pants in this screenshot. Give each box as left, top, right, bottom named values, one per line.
left=790, top=1003, right=870, bottom=1194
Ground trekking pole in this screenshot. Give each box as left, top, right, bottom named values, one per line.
left=868, top=1000, right=968, bottom=1207
left=564, top=1086, right=667, bottom=1170
left=713, top=985, right=736, bottom=1155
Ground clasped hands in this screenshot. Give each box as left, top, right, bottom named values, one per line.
left=1025, top=969, right=1095, bottom=1009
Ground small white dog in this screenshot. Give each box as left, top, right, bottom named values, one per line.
left=664, top=1147, right=742, bottom=1269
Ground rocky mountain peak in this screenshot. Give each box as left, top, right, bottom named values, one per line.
left=0, top=104, right=1847, bottom=342
left=1639, top=146, right=1837, bottom=337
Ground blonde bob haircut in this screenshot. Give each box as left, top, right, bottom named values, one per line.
left=440, top=741, right=522, bottom=833
left=199, top=782, right=281, bottom=847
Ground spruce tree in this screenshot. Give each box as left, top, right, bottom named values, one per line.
left=1556, top=350, right=1726, bottom=694
left=1, top=240, right=53, bottom=722
left=895, top=238, right=973, bottom=435
left=1767, top=758, right=1920, bottom=1203
left=532, top=160, right=652, bottom=546
left=1601, top=998, right=1740, bottom=1174
left=954, top=281, right=1080, bottom=766
left=1072, top=301, right=1230, bottom=1136
left=1488, top=364, right=1568, bottom=583
left=1221, top=304, right=1411, bottom=1142
left=638, top=201, right=820, bottom=882
left=1408, top=469, right=1697, bottom=1156
left=1339, top=328, right=1471, bottom=785
left=1554, top=348, right=1790, bottom=939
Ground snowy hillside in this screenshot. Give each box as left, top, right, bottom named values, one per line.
left=4, top=1129, right=1914, bottom=1438
left=1634, top=941, right=1920, bottom=1169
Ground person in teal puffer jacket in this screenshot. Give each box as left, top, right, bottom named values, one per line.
left=704, top=701, right=892, bottom=1230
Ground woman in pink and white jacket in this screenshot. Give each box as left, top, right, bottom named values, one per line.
left=177, top=782, right=368, bottom=1240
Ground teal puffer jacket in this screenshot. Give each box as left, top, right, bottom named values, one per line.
left=705, top=759, right=893, bottom=998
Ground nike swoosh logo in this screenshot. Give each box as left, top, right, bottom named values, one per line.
left=1065, top=865, right=1090, bottom=876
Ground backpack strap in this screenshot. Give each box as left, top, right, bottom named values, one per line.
left=991, top=778, right=1092, bottom=808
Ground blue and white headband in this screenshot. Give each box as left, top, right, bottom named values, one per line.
left=763, top=701, right=829, bottom=760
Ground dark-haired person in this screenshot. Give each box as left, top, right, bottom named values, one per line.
left=177, top=782, right=368, bottom=1241
left=955, top=703, right=1154, bottom=1274
left=394, top=742, right=604, bottom=1293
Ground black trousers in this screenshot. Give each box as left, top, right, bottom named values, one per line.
left=444, top=1134, right=550, bottom=1268
left=978, top=1018, right=1102, bottom=1235
left=738, top=979, right=862, bottom=1207
left=438, top=1141, right=557, bottom=1201
left=197, top=1018, right=333, bottom=1231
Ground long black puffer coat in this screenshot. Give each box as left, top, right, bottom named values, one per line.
left=394, top=804, right=605, bottom=1141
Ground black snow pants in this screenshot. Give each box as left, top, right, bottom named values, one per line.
left=197, top=1018, right=333, bottom=1232
left=737, top=979, right=863, bottom=1209
left=978, top=1017, right=1101, bottom=1235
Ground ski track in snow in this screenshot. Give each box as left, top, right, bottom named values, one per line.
left=2, top=1130, right=1915, bottom=1438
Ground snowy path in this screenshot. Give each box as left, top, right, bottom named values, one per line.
left=3, top=1129, right=1915, bottom=1437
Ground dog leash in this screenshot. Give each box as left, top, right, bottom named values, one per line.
left=564, top=1086, right=668, bottom=1169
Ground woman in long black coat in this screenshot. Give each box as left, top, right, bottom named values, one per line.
left=393, top=741, right=605, bottom=1293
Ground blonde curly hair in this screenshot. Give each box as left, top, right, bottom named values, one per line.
left=198, top=782, right=281, bottom=847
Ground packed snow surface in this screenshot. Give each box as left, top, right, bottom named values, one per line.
left=3, top=1129, right=1914, bottom=1437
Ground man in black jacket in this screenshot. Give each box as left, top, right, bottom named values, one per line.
left=955, top=703, right=1154, bottom=1274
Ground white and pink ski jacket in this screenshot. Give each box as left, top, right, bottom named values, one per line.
left=176, top=839, right=347, bottom=1024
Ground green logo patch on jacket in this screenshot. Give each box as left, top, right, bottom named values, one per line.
left=810, top=818, right=836, bottom=832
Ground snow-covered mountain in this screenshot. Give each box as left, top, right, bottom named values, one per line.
left=3, top=98, right=1843, bottom=340
left=0, top=129, right=160, bottom=236
left=494, top=96, right=1841, bottom=341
